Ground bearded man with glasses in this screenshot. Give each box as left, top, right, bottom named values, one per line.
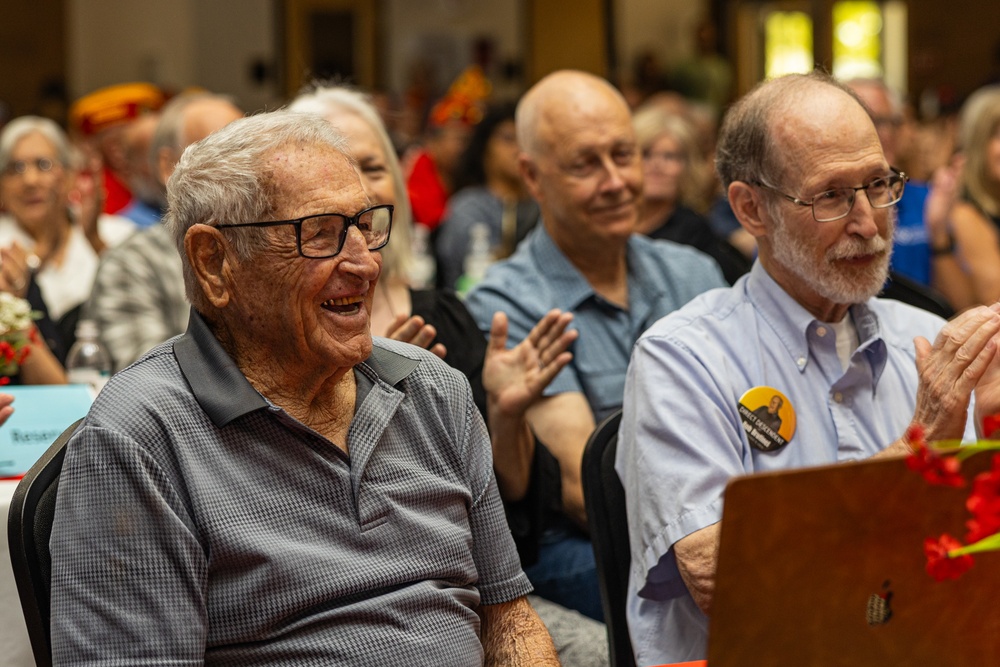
left=616, top=70, right=1000, bottom=665
left=48, top=112, right=559, bottom=666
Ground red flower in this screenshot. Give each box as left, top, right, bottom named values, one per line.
left=0, top=341, right=14, bottom=363
left=0, top=376, right=10, bottom=386
left=983, top=414, right=1000, bottom=439
left=966, top=454, right=1000, bottom=542
left=924, top=534, right=975, bottom=581
left=905, top=424, right=926, bottom=450
left=906, top=444, right=965, bottom=487
left=16, top=345, right=30, bottom=364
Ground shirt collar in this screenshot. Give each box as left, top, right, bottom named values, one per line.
left=173, top=308, right=421, bottom=428
left=529, top=225, right=596, bottom=310
left=747, top=261, right=887, bottom=379
left=528, top=223, right=656, bottom=314
left=173, top=308, right=266, bottom=427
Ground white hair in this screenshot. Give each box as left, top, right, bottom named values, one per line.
left=164, top=110, right=351, bottom=307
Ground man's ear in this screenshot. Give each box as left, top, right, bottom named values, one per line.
left=185, top=224, right=232, bottom=308
left=728, top=181, right=770, bottom=239
left=519, top=153, right=543, bottom=203
left=157, top=147, right=177, bottom=187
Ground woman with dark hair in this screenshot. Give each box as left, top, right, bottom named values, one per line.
left=435, top=102, right=539, bottom=291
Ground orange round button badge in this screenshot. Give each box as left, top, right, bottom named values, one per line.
left=738, top=386, right=796, bottom=452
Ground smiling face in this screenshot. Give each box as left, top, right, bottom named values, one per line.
left=330, top=112, right=397, bottom=207
left=759, top=87, right=894, bottom=317
left=222, top=142, right=382, bottom=375
left=0, top=131, right=70, bottom=233
left=521, top=76, right=642, bottom=251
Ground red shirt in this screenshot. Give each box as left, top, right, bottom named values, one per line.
left=406, top=151, right=448, bottom=230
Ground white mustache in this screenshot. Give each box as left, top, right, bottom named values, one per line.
left=827, top=235, right=889, bottom=261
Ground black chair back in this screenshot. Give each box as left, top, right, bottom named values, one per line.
left=582, top=409, right=636, bottom=667
left=881, top=270, right=955, bottom=319
left=7, top=418, right=82, bottom=667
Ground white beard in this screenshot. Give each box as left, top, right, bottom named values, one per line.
left=769, top=207, right=895, bottom=306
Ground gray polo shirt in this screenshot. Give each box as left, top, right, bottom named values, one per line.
left=50, top=309, right=531, bottom=666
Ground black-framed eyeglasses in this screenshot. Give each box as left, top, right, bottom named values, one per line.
left=3, top=158, right=57, bottom=177
left=752, top=169, right=908, bottom=222
left=216, top=204, right=393, bottom=259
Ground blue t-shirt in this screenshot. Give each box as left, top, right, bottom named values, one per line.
left=890, top=181, right=931, bottom=285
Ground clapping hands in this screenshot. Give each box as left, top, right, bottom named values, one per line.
left=483, top=309, right=577, bottom=418
left=384, top=313, right=447, bottom=359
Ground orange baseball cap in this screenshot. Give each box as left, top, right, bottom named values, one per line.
left=69, top=82, right=165, bottom=135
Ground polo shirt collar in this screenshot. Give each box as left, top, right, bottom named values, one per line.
left=747, top=261, right=887, bottom=381
left=174, top=308, right=266, bottom=427
left=528, top=225, right=596, bottom=310
left=174, top=308, right=421, bottom=428
left=528, top=223, right=657, bottom=314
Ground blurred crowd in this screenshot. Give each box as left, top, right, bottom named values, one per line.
left=4, top=67, right=1000, bottom=375
left=4, top=55, right=1000, bottom=665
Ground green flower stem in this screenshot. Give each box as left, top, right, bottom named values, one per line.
left=949, top=532, right=1000, bottom=557
left=952, top=441, right=1000, bottom=462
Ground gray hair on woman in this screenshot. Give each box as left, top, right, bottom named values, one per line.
left=0, top=115, right=73, bottom=172
left=164, top=110, right=350, bottom=307
left=632, top=103, right=711, bottom=212
left=288, top=84, right=413, bottom=282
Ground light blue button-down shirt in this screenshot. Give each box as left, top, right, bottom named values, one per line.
left=616, top=261, right=970, bottom=665
left=465, top=225, right=726, bottom=422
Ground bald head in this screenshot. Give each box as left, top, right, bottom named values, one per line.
left=716, top=71, right=873, bottom=189
left=516, top=70, right=631, bottom=158
left=514, top=70, right=642, bottom=252
left=153, top=93, right=243, bottom=186
left=180, top=97, right=244, bottom=148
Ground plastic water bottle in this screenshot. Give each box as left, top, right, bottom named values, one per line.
left=66, top=319, right=111, bottom=396
left=456, top=223, right=494, bottom=297
left=408, top=223, right=437, bottom=289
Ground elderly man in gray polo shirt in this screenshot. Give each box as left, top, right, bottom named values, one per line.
left=48, top=112, right=559, bottom=666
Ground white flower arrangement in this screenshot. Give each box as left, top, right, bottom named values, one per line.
left=0, top=292, right=39, bottom=383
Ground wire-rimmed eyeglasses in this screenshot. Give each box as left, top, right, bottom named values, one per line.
left=216, top=204, right=393, bottom=259
left=2, top=158, right=58, bottom=177
left=752, top=169, right=908, bottom=222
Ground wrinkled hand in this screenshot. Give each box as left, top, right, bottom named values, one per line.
left=913, top=303, right=1000, bottom=441
left=384, top=313, right=446, bottom=359
left=0, top=242, right=34, bottom=298
left=974, top=305, right=1000, bottom=435
left=483, top=309, right=576, bottom=417
left=924, top=156, right=963, bottom=241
